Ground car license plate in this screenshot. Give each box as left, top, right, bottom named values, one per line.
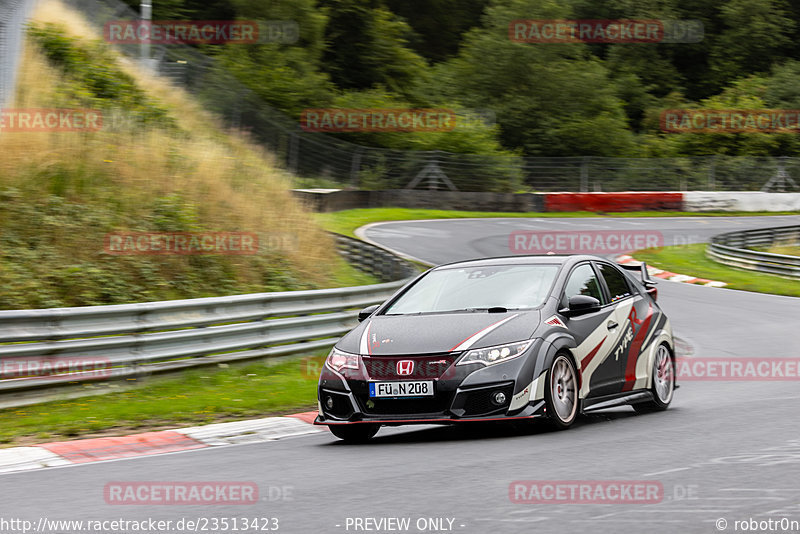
left=369, top=381, right=434, bottom=398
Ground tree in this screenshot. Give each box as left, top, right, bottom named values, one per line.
left=384, top=0, right=491, bottom=63
left=317, top=0, right=428, bottom=98
left=213, top=0, right=336, bottom=115
left=708, top=0, right=795, bottom=92
left=432, top=0, right=637, bottom=156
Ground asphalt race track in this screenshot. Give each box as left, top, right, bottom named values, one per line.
left=4, top=215, right=800, bottom=534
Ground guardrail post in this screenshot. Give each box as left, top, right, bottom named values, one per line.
left=349, top=148, right=363, bottom=186
left=707, top=155, right=716, bottom=191
left=580, top=157, right=589, bottom=192
left=288, top=133, right=299, bottom=174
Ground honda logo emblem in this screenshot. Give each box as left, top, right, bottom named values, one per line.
left=396, top=360, right=414, bottom=375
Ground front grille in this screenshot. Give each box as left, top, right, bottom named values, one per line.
left=363, top=354, right=458, bottom=380
left=358, top=396, right=451, bottom=416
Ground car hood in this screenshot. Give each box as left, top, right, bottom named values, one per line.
left=337, top=310, right=540, bottom=355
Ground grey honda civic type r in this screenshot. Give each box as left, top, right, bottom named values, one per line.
left=315, top=255, right=676, bottom=442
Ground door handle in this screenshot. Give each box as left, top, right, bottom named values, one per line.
left=607, top=321, right=619, bottom=330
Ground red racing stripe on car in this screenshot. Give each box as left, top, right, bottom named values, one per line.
left=580, top=336, right=607, bottom=372
left=622, top=304, right=654, bottom=391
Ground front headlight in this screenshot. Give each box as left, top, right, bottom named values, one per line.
left=457, top=340, right=533, bottom=367
left=325, top=347, right=360, bottom=373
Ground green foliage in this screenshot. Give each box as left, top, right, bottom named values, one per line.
left=317, top=0, right=428, bottom=98
left=215, top=45, right=335, bottom=116
left=212, top=0, right=334, bottom=115
left=708, top=0, right=795, bottom=92
left=39, top=0, right=800, bottom=191
left=0, top=188, right=319, bottom=309
left=27, top=22, right=176, bottom=130
left=646, top=74, right=800, bottom=157
left=431, top=0, right=637, bottom=157
left=384, top=0, right=491, bottom=63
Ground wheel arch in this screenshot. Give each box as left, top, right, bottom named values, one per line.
left=642, top=329, right=676, bottom=390
left=540, top=334, right=582, bottom=392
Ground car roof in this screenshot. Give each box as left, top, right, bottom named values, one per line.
left=432, top=254, right=611, bottom=270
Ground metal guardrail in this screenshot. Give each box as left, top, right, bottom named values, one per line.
left=0, top=234, right=421, bottom=397
left=333, top=233, right=421, bottom=282
left=707, top=225, right=800, bottom=279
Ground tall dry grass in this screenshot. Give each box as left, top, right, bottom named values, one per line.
left=0, top=0, right=345, bottom=307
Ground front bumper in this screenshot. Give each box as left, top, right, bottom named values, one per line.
left=314, top=400, right=546, bottom=426
left=316, top=340, right=547, bottom=426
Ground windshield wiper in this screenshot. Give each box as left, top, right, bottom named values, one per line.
left=385, top=306, right=519, bottom=316
left=437, top=306, right=514, bottom=314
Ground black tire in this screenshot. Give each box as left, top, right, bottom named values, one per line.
left=544, top=353, right=580, bottom=430
left=328, top=424, right=380, bottom=443
left=634, top=343, right=675, bottom=414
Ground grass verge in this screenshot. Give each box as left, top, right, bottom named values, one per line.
left=0, top=354, right=327, bottom=447
left=316, top=208, right=800, bottom=238
left=765, top=245, right=800, bottom=256
left=633, top=244, right=800, bottom=298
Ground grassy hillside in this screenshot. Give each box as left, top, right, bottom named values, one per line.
left=0, top=1, right=375, bottom=309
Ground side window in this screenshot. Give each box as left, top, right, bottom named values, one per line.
left=563, top=264, right=604, bottom=306
left=597, top=263, right=632, bottom=303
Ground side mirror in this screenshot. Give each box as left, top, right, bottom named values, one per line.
left=358, top=304, right=380, bottom=322
left=561, top=295, right=601, bottom=317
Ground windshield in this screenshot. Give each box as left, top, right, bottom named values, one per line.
left=385, top=264, right=559, bottom=315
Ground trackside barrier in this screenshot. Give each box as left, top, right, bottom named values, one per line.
left=294, top=190, right=800, bottom=213
left=707, top=225, right=800, bottom=279
left=0, top=234, right=421, bottom=396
